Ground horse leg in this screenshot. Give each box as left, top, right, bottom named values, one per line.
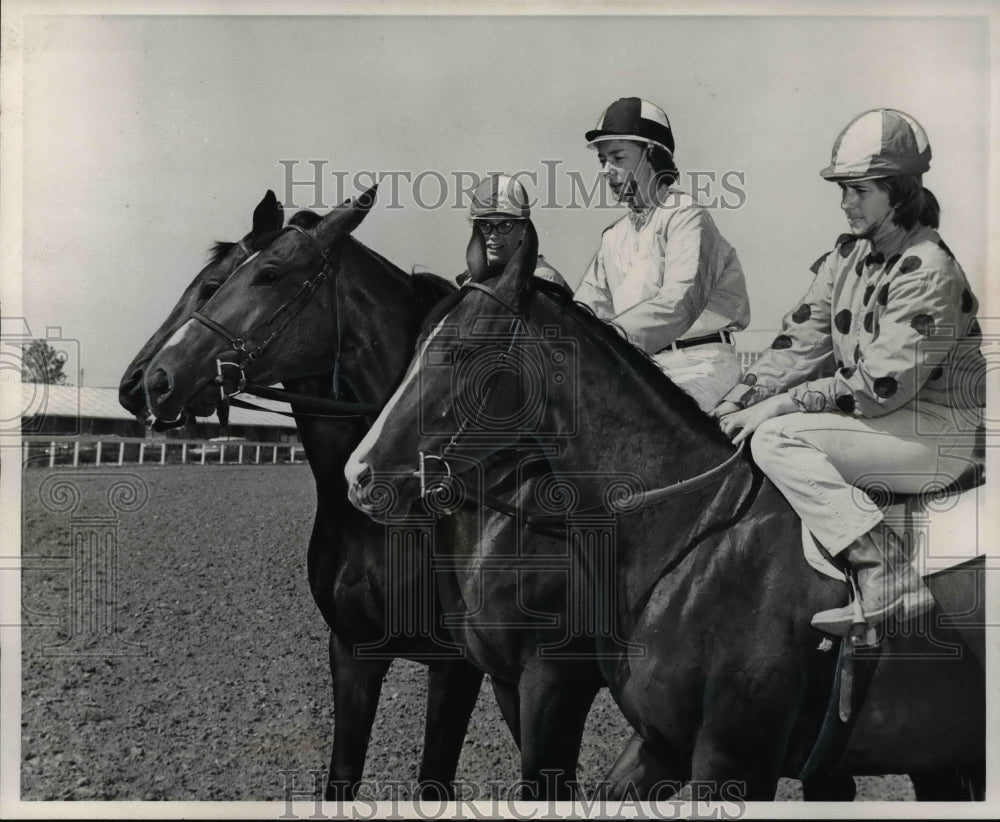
left=801, top=772, right=857, bottom=801
left=959, top=759, right=986, bottom=800
left=690, top=679, right=801, bottom=801
left=517, top=665, right=601, bottom=800
left=603, top=732, right=688, bottom=800
left=415, top=659, right=484, bottom=800
left=910, top=761, right=985, bottom=801
left=489, top=676, right=522, bottom=749
left=326, top=633, right=391, bottom=801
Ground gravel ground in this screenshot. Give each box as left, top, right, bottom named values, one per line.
left=19, top=464, right=914, bottom=804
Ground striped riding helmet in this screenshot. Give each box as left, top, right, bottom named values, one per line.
left=585, top=97, right=675, bottom=156
left=469, top=174, right=530, bottom=219
left=821, top=109, right=932, bottom=181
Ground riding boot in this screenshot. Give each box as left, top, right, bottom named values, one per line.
left=811, top=525, right=935, bottom=636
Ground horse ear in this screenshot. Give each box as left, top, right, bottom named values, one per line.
left=252, top=189, right=283, bottom=236
left=315, top=184, right=379, bottom=247
left=465, top=225, right=489, bottom=283
left=498, top=219, right=538, bottom=305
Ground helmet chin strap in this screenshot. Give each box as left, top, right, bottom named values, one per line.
left=618, top=145, right=652, bottom=206
left=854, top=205, right=897, bottom=242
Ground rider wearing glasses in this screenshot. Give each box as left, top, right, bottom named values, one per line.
left=459, top=174, right=569, bottom=290
left=575, top=97, right=750, bottom=412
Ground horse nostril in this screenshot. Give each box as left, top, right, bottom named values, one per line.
left=119, top=368, right=145, bottom=408
left=355, top=466, right=372, bottom=489
left=149, top=368, right=172, bottom=401
left=120, top=368, right=140, bottom=394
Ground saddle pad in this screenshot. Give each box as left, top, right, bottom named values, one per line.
left=802, top=482, right=990, bottom=582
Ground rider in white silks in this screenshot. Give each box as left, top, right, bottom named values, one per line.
left=714, top=109, right=985, bottom=635
left=574, top=97, right=750, bottom=412
left=458, top=174, right=569, bottom=291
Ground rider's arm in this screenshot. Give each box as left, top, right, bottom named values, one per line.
left=786, top=244, right=975, bottom=417
left=722, top=247, right=838, bottom=409
left=608, top=206, right=745, bottom=353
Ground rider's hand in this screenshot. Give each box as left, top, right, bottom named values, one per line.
left=717, top=393, right=797, bottom=445
left=711, top=401, right=741, bottom=418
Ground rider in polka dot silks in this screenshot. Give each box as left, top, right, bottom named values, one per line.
left=714, top=109, right=985, bottom=636
left=575, top=98, right=751, bottom=413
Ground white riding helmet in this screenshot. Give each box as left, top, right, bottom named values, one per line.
left=469, top=174, right=530, bottom=219
left=821, top=109, right=932, bottom=181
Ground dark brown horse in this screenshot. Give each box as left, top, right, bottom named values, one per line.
left=139, top=192, right=621, bottom=799
left=344, top=221, right=986, bottom=800
left=139, top=196, right=928, bottom=798
left=123, top=190, right=483, bottom=800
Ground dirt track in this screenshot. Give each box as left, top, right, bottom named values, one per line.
left=19, top=464, right=913, bottom=803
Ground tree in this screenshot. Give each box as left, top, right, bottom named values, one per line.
left=21, top=339, right=69, bottom=385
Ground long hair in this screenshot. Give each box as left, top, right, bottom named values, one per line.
left=875, top=175, right=940, bottom=230
left=647, top=142, right=680, bottom=187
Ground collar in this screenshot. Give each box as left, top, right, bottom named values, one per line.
left=867, top=219, right=911, bottom=255
left=627, top=205, right=655, bottom=231
left=838, top=221, right=923, bottom=259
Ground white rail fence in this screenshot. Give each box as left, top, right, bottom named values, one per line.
left=22, top=436, right=305, bottom=469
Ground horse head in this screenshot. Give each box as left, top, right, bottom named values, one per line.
left=345, top=219, right=577, bottom=520
left=118, top=189, right=284, bottom=422
left=143, top=185, right=425, bottom=425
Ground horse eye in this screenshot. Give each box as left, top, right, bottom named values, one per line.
left=255, top=268, right=282, bottom=285
left=200, top=282, right=221, bottom=298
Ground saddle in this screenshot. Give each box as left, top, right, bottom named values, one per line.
left=799, top=457, right=987, bottom=780
left=802, top=457, right=987, bottom=583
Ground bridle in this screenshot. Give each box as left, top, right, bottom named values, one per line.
left=414, top=280, right=746, bottom=528
left=189, top=224, right=381, bottom=423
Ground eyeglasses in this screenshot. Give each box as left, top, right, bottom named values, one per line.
left=474, top=219, right=523, bottom=236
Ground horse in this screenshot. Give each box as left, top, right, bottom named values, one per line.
left=344, top=220, right=986, bottom=801
left=138, top=190, right=647, bottom=799
left=124, top=189, right=485, bottom=800
left=139, top=193, right=926, bottom=801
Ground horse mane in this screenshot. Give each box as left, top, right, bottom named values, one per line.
left=417, top=286, right=467, bottom=340
left=205, top=209, right=323, bottom=265
left=411, top=271, right=457, bottom=318
left=288, top=210, right=323, bottom=229
left=530, top=278, right=734, bottom=444
left=206, top=240, right=236, bottom=266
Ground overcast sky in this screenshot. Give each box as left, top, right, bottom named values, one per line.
left=3, top=3, right=995, bottom=388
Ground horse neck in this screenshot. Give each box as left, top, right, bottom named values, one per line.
left=337, top=238, right=423, bottom=407
left=281, top=374, right=367, bottom=502
left=281, top=241, right=431, bottom=498
left=558, top=320, right=734, bottom=490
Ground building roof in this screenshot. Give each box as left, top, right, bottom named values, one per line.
left=21, top=384, right=298, bottom=430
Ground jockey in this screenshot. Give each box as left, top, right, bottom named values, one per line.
left=458, top=173, right=570, bottom=290
left=713, top=109, right=985, bottom=636
left=574, top=97, right=750, bottom=412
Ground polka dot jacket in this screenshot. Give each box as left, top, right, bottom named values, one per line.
left=722, top=224, right=985, bottom=417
